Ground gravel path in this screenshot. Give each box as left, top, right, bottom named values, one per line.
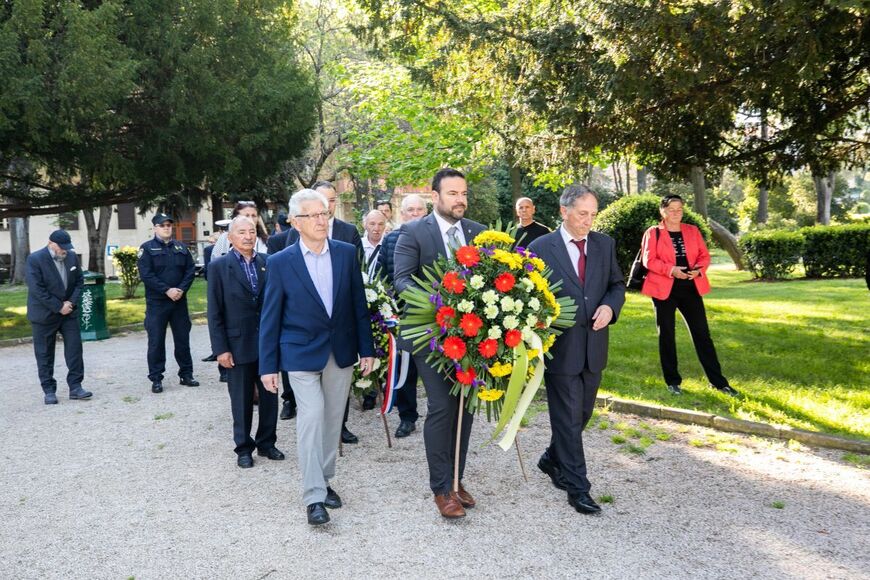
left=1, top=324, right=868, bottom=580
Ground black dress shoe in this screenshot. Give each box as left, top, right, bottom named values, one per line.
left=713, top=384, right=739, bottom=397
left=280, top=401, right=296, bottom=420
left=257, top=447, right=285, bottom=461
left=179, top=376, right=200, bottom=387
left=341, top=426, right=359, bottom=444
left=151, top=381, right=163, bottom=394
left=667, top=384, right=682, bottom=395
left=69, top=387, right=93, bottom=400
left=307, top=502, right=330, bottom=525
left=44, top=392, right=58, bottom=405
left=324, top=487, right=342, bottom=509
left=395, top=420, right=416, bottom=438
left=361, top=393, right=377, bottom=411
left=568, top=491, right=602, bottom=514
left=202, top=353, right=218, bottom=362
left=237, top=454, right=254, bottom=468
left=537, top=455, right=568, bottom=490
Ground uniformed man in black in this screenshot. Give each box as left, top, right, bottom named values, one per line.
left=137, top=214, right=199, bottom=393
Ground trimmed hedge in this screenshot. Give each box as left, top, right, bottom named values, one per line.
left=801, top=224, right=870, bottom=278
left=594, top=194, right=711, bottom=276
left=740, top=231, right=805, bottom=280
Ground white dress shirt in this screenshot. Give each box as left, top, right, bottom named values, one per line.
left=433, top=211, right=467, bottom=255
left=560, top=225, right=587, bottom=279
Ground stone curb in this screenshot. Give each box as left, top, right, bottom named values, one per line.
left=596, top=395, right=870, bottom=454
left=0, top=311, right=207, bottom=348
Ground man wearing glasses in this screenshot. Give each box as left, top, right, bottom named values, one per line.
left=137, top=213, right=200, bottom=393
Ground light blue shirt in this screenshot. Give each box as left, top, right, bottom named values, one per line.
left=299, top=239, right=333, bottom=317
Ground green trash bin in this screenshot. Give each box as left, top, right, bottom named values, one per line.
left=78, top=271, right=110, bottom=341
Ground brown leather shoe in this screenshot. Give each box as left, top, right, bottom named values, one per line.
left=455, top=484, right=476, bottom=509
left=434, top=493, right=466, bottom=518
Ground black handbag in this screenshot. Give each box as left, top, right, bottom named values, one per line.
left=627, top=228, right=659, bottom=291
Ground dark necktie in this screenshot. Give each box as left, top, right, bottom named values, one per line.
left=572, top=239, right=586, bottom=285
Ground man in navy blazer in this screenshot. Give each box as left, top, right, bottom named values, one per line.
left=208, top=216, right=282, bottom=469
left=393, top=168, right=486, bottom=519
left=26, top=230, right=93, bottom=404
left=259, top=188, right=375, bottom=526
left=528, top=184, right=625, bottom=515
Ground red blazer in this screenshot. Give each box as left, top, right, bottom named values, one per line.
left=640, top=222, right=711, bottom=300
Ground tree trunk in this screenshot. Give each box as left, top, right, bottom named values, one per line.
left=211, top=192, right=224, bottom=230
left=637, top=167, right=647, bottom=192
left=689, top=165, right=708, bottom=218
left=812, top=171, right=834, bottom=225
left=83, top=206, right=113, bottom=273
left=624, top=158, right=631, bottom=195
left=709, top=219, right=744, bottom=271
left=756, top=114, right=769, bottom=224
left=10, top=217, right=30, bottom=284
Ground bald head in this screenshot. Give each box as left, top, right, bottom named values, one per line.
left=364, top=210, right=387, bottom=244
left=515, top=197, right=536, bottom=226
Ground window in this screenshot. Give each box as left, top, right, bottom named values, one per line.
left=58, top=212, right=80, bottom=230
left=117, top=203, right=137, bottom=229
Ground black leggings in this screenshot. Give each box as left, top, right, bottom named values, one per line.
left=653, top=282, right=729, bottom=389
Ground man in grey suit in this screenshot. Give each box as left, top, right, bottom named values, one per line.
left=528, top=184, right=625, bottom=514
left=26, top=230, right=93, bottom=404
left=394, top=168, right=486, bottom=519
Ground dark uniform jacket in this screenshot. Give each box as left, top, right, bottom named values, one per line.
left=137, top=237, right=195, bottom=301
left=25, top=247, right=84, bottom=324
left=207, top=252, right=267, bottom=366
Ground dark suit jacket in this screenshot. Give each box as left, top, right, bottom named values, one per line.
left=25, top=247, right=84, bottom=324
left=266, top=229, right=290, bottom=255
left=376, top=228, right=402, bottom=284
left=258, top=239, right=374, bottom=375
left=528, top=229, right=625, bottom=375
left=207, top=252, right=267, bottom=365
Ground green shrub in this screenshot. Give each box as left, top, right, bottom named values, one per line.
left=594, top=194, right=711, bottom=276
left=739, top=231, right=805, bottom=280
left=801, top=224, right=870, bottom=278
left=112, top=246, right=141, bottom=299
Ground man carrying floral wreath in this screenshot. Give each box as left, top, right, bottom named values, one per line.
left=393, top=168, right=486, bottom=519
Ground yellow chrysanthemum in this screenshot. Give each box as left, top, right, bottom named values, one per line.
left=527, top=364, right=536, bottom=379
left=477, top=388, right=505, bottom=402
left=473, top=230, right=515, bottom=246
left=528, top=257, right=546, bottom=272
left=543, top=289, right=558, bottom=309
left=488, top=362, right=513, bottom=377
left=528, top=348, right=540, bottom=360
left=542, top=333, right=556, bottom=353
left=492, top=249, right=524, bottom=271
left=528, top=270, right=548, bottom=292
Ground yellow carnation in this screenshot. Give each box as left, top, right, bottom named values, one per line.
left=492, top=249, right=524, bottom=270
left=529, top=257, right=546, bottom=272
left=542, top=333, right=556, bottom=353
left=477, top=388, right=505, bottom=402
left=488, top=362, right=513, bottom=378
left=528, top=271, right=548, bottom=292
left=473, top=230, right=515, bottom=246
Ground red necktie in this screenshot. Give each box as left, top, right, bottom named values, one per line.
left=572, top=239, right=586, bottom=285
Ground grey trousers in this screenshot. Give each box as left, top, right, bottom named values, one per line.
left=287, top=354, right=353, bottom=506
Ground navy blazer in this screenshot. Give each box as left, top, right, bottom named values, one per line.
left=266, top=229, right=290, bottom=255
left=375, top=228, right=401, bottom=284
left=528, top=230, right=626, bottom=375
left=258, top=239, right=374, bottom=374
left=207, top=252, right=267, bottom=365
left=26, top=247, right=84, bottom=324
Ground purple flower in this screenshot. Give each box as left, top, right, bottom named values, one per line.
left=480, top=246, right=495, bottom=256
left=525, top=263, right=535, bottom=272
left=429, top=337, right=438, bottom=352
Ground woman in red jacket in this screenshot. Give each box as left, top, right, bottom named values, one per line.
left=640, top=195, right=737, bottom=397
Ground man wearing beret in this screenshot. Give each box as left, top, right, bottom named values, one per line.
left=26, top=230, right=93, bottom=404
left=137, top=214, right=199, bottom=393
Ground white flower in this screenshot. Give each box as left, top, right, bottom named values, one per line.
left=376, top=282, right=386, bottom=293
left=520, top=278, right=535, bottom=292
left=481, top=290, right=498, bottom=305
left=469, top=275, right=485, bottom=290
left=500, top=296, right=514, bottom=311
left=365, top=289, right=378, bottom=303
left=379, top=303, right=394, bottom=318
left=487, top=326, right=503, bottom=340
left=512, top=299, right=525, bottom=313
left=457, top=299, right=474, bottom=313
left=371, top=358, right=382, bottom=371
left=361, top=272, right=370, bottom=284
left=546, top=316, right=554, bottom=326
left=526, top=314, right=539, bottom=327
left=355, top=379, right=372, bottom=390
left=484, top=304, right=500, bottom=319
left=503, top=315, right=519, bottom=330
left=522, top=326, right=535, bottom=342
left=529, top=297, right=541, bottom=311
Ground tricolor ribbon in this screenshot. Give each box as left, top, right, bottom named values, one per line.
left=381, top=320, right=410, bottom=414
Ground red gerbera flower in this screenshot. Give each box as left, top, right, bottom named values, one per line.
left=455, top=245, right=481, bottom=268
left=442, top=336, right=467, bottom=360
left=441, top=271, right=466, bottom=294
left=504, top=329, right=522, bottom=348
left=435, top=306, right=456, bottom=328
left=477, top=338, right=498, bottom=358
left=494, top=272, right=516, bottom=293
left=456, top=366, right=477, bottom=385
left=459, top=313, right=484, bottom=337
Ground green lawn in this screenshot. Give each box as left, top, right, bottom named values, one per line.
left=603, top=264, right=870, bottom=440
left=0, top=278, right=207, bottom=340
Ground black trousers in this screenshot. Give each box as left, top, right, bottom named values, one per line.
left=227, top=360, right=278, bottom=455
left=31, top=315, right=84, bottom=394
left=145, top=298, right=193, bottom=381
left=280, top=371, right=296, bottom=406
left=394, top=354, right=419, bottom=423
left=414, top=354, right=473, bottom=494
left=653, top=283, right=729, bottom=389
left=544, top=369, right=601, bottom=494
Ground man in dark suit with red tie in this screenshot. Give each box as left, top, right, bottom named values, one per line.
left=528, top=184, right=625, bottom=514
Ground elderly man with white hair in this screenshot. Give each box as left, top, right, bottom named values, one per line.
left=259, top=188, right=375, bottom=526
left=361, top=209, right=387, bottom=278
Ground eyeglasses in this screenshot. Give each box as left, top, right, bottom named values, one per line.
left=294, top=211, right=330, bottom=220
